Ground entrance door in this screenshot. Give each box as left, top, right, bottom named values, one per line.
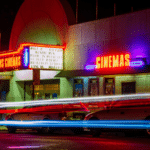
left=104, top=78, right=115, bottom=95
left=73, top=79, right=84, bottom=97
left=88, top=78, right=99, bottom=96
left=1, top=91, right=6, bottom=101
left=0, top=80, right=9, bottom=101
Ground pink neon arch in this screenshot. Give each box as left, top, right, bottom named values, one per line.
left=9, top=0, right=74, bottom=50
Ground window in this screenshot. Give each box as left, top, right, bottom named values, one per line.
left=122, top=82, right=136, bottom=94
left=24, top=79, right=60, bottom=100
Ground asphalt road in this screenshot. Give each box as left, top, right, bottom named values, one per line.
left=0, top=130, right=150, bottom=150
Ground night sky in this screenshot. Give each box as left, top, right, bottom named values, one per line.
left=1, top=0, right=150, bottom=50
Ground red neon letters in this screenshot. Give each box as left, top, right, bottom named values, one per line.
left=0, top=56, right=21, bottom=69
left=96, top=54, right=130, bottom=69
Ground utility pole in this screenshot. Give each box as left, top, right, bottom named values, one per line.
left=131, top=6, right=133, bottom=12
left=114, top=3, right=116, bottom=16
left=76, top=0, right=78, bottom=24
left=96, top=0, right=98, bottom=20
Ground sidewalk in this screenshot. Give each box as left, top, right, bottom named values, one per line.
left=0, top=126, right=7, bottom=131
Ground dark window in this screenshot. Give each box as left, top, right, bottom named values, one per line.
left=122, top=82, right=136, bottom=94
left=0, top=80, right=9, bottom=92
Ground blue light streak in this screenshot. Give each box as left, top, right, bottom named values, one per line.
left=1, top=120, right=150, bottom=129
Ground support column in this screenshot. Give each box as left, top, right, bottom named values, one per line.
left=32, top=69, right=40, bottom=100
left=114, top=3, right=116, bottom=16
left=96, top=0, right=98, bottom=20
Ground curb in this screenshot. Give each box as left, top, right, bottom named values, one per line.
left=0, top=126, right=8, bottom=131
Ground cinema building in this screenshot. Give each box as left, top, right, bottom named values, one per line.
left=1, top=0, right=150, bottom=102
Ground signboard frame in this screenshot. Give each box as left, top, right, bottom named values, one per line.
left=0, top=43, right=65, bottom=72
left=29, top=45, right=64, bottom=70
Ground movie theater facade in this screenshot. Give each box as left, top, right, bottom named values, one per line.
left=1, top=0, right=150, bottom=102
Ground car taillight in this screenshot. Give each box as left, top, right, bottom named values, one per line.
left=84, top=115, right=89, bottom=120
left=84, top=114, right=93, bottom=120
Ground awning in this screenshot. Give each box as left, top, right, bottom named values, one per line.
left=56, top=65, right=150, bottom=78
left=56, top=70, right=101, bottom=77
left=0, top=71, right=13, bottom=79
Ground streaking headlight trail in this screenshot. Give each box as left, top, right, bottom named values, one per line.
left=0, top=120, right=150, bottom=129
left=0, top=93, right=150, bottom=108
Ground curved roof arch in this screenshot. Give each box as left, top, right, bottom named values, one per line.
left=9, top=0, right=75, bottom=50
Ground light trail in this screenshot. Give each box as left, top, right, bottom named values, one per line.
left=1, top=120, right=150, bottom=129
left=0, top=93, right=150, bottom=108
left=8, top=145, right=44, bottom=149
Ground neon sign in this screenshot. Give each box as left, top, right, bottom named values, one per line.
left=0, top=43, right=65, bottom=72
left=130, top=57, right=146, bottom=67
left=85, top=65, right=96, bottom=70
left=23, top=47, right=29, bottom=67
left=96, top=54, right=130, bottom=69
left=0, top=56, right=21, bottom=69
left=130, top=61, right=144, bottom=67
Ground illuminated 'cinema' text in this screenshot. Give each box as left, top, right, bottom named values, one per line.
left=0, top=56, right=21, bottom=69
left=96, top=54, right=130, bottom=69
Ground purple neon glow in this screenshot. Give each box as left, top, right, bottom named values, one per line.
left=130, top=37, right=147, bottom=56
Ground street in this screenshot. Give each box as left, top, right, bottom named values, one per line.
left=0, top=130, right=150, bottom=150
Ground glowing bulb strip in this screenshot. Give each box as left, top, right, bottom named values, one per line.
left=0, top=93, right=150, bottom=109
left=1, top=120, right=150, bottom=129
left=0, top=43, right=65, bottom=57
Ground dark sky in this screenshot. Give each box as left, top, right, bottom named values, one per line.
left=1, top=0, right=150, bottom=50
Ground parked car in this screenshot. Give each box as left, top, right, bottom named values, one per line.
left=5, top=105, right=89, bottom=134
left=67, top=111, right=88, bottom=120
left=65, top=111, right=89, bottom=134
left=84, top=105, right=150, bottom=137
left=5, top=105, right=62, bottom=133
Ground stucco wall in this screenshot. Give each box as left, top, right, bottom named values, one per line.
left=9, top=0, right=69, bottom=50
left=109, top=74, right=150, bottom=95
left=65, top=9, right=150, bottom=70
left=6, top=70, right=74, bottom=101
left=7, top=75, right=24, bottom=102
left=59, top=78, right=73, bottom=98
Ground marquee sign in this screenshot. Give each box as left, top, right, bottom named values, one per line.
left=0, top=43, right=65, bottom=72
left=29, top=46, right=63, bottom=70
